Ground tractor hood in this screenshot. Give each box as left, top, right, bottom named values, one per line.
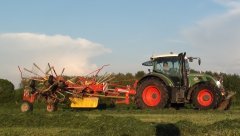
left=188, top=73, right=221, bottom=88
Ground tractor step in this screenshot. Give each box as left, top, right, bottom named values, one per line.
left=69, top=97, right=99, bottom=108
left=176, top=88, right=185, bottom=103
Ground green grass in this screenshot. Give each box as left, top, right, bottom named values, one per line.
left=0, top=102, right=240, bottom=136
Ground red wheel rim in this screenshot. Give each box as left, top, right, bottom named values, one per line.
left=197, top=89, right=213, bottom=107
left=21, top=103, right=29, bottom=112
left=142, top=86, right=161, bottom=106
left=47, top=104, right=53, bottom=111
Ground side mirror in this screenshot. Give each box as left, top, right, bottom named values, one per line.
left=198, top=59, right=201, bottom=65
left=188, top=57, right=193, bottom=62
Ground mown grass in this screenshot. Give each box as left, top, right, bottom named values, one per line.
left=0, top=102, right=240, bottom=136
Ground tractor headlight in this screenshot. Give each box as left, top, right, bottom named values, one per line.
left=216, top=80, right=221, bottom=88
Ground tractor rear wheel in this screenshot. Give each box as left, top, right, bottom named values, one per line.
left=21, top=101, right=33, bottom=112
left=135, top=77, right=168, bottom=109
left=192, top=83, right=220, bottom=110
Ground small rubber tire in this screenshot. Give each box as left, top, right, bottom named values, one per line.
left=21, top=101, right=33, bottom=112
left=46, top=103, right=58, bottom=112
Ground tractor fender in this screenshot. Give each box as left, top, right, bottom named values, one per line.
left=188, top=73, right=220, bottom=88
left=136, top=73, right=174, bottom=90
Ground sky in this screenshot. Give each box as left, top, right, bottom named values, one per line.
left=0, top=0, right=240, bottom=87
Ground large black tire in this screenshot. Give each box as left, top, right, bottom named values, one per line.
left=135, top=77, right=169, bottom=109
left=192, top=83, right=221, bottom=110
left=21, top=101, right=33, bottom=112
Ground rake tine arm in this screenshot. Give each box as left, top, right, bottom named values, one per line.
left=52, top=67, right=58, bottom=77
left=61, top=68, right=65, bottom=76
left=18, top=66, right=23, bottom=79
left=85, top=64, right=110, bottom=77
left=48, top=63, right=54, bottom=75
left=33, top=63, right=46, bottom=75
left=23, top=68, right=44, bottom=79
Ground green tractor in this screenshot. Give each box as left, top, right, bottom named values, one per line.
left=135, top=52, right=235, bottom=110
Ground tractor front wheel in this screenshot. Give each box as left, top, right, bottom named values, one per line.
left=21, top=101, right=33, bottom=112
left=192, top=83, right=220, bottom=110
left=135, top=77, right=168, bottom=109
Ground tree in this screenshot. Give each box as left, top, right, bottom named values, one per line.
left=0, top=79, right=15, bottom=103
left=125, top=73, right=134, bottom=79
left=135, top=71, right=146, bottom=80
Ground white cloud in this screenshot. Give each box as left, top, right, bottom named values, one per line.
left=0, top=33, right=111, bottom=87
left=181, top=0, right=240, bottom=74
left=214, top=0, right=240, bottom=9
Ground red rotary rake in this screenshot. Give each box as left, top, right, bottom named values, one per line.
left=18, top=64, right=136, bottom=112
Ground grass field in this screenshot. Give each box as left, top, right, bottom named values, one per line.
left=0, top=102, right=240, bottom=136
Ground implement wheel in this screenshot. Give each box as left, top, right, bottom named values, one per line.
left=136, top=77, right=168, bottom=109
left=192, top=83, right=220, bottom=110
left=21, top=101, right=33, bottom=112
left=46, top=103, right=58, bottom=112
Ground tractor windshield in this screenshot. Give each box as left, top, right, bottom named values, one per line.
left=153, top=57, right=180, bottom=77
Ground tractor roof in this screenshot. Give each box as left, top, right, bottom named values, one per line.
left=151, top=53, right=178, bottom=60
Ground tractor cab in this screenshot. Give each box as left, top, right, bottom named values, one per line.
left=142, top=53, right=201, bottom=87
left=143, top=53, right=185, bottom=86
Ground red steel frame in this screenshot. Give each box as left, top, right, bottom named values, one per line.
left=20, top=64, right=137, bottom=105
